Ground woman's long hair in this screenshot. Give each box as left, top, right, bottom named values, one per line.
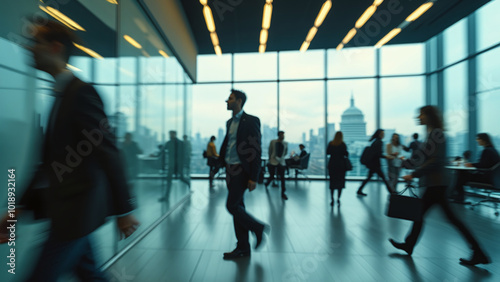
left=477, top=133, right=495, bottom=148
left=331, top=131, right=344, bottom=146
left=369, top=129, right=384, bottom=142
left=420, top=105, right=444, bottom=130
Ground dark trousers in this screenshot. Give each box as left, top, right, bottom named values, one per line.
left=28, top=232, right=107, bottom=281
left=454, top=171, right=488, bottom=201
left=208, top=165, right=219, bottom=186
left=405, top=186, right=482, bottom=252
left=358, top=167, right=393, bottom=193
left=265, top=164, right=286, bottom=193
left=225, top=164, right=264, bottom=251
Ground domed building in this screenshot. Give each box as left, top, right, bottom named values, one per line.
left=340, top=95, right=367, bottom=143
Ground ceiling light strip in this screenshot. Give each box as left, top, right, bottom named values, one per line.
left=39, top=5, right=86, bottom=31
left=375, top=0, right=437, bottom=48
left=336, top=0, right=384, bottom=51
left=259, top=1, right=273, bottom=53
left=73, top=43, right=103, bottom=59
left=300, top=0, right=332, bottom=53
left=200, top=1, right=222, bottom=55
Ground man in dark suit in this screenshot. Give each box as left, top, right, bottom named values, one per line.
left=219, top=89, right=269, bottom=259
left=0, top=21, right=139, bottom=280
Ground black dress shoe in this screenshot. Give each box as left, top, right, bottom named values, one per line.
left=281, top=193, right=288, bottom=200
left=389, top=239, right=413, bottom=255
left=460, top=251, right=491, bottom=266
left=223, top=248, right=250, bottom=260
left=357, top=190, right=367, bottom=196
left=255, top=224, right=271, bottom=250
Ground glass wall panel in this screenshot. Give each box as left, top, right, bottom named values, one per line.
left=327, top=79, right=375, bottom=177
left=478, top=90, right=500, bottom=153
left=380, top=44, right=425, bottom=75
left=327, top=47, right=375, bottom=78
left=279, top=50, right=324, bottom=80
left=234, top=52, right=277, bottom=81
left=477, top=47, right=500, bottom=92
left=197, top=54, right=232, bottom=82
left=443, top=18, right=467, bottom=66
left=444, top=62, right=468, bottom=157
left=191, top=83, right=232, bottom=175
left=380, top=77, right=425, bottom=139
left=279, top=81, right=324, bottom=176
left=477, top=0, right=500, bottom=51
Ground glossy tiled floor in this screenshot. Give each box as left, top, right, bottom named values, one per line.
left=107, top=179, right=500, bottom=281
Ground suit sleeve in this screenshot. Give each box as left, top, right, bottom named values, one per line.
left=412, top=130, right=446, bottom=178
left=74, top=85, right=134, bottom=215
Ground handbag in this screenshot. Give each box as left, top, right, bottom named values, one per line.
left=344, top=157, right=353, bottom=171
left=386, top=182, right=423, bottom=221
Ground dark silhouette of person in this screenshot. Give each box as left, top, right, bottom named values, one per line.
left=327, top=131, right=348, bottom=206
left=264, top=131, right=289, bottom=200
left=452, top=133, right=500, bottom=202
left=0, top=20, right=139, bottom=281
left=183, top=134, right=192, bottom=178
left=389, top=106, right=490, bottom=266
left=286, top=144, right=307, bottom=167
left=165, top=130, right=184, bottom=180
left=402, top=133, right=422, bottom=169
left=121, top=132, right=143, bottom=180
left=219, top=89, right=269, bottom=260
left=206, top=135, right=219, bottom=187
left=357, top=129, right=394, bottom=196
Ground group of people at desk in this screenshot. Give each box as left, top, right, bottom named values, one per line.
left=449, top=133, right=500, bottom=203
left=206, top=131, right=308, bottom=200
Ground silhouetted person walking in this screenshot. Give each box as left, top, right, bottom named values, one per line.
left=389, top=106, right=490, bottom=266
left=219, top=89, right=269, bottom=260
left=206, top=135, right=219, bottom=188
left=327, top=131, right=349, bottom=206
left=357, top=129, right=394, bottom=196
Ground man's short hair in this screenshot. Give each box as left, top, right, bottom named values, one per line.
left=299, top=144, right=305, bottom=149
left=413, top=133, right=419, bottom=140
left=278, top=131, right=285, bottom=136
left=231, top=89, right=247, bottom=107
left=34, top=20, right=79, bottom=63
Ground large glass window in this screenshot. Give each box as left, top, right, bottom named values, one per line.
left=444, top=62, right=468, bottom=157
left=443, top=18, right=467, bottom=66
left=476, top=0, right=500, bottom=51
left=380, top=77, right=425, bottom=139
left=380, top=44, right=425, bottom=75
left=478, top=90, right=500, bottom=149
left=279, top=82, right=324, bottom=176
left=279, top=50, right=324, bottom=80
left=327, top=79, right=375, bottom=177
left=327, top=47, right=375, bottom=78
left=477, top=47, right=500, bottom=92
left=197, top=54, right=232, bottom=82
left=234, top=52, right=277, bottom=81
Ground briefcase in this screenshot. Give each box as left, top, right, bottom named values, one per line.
left=386, top=184, right=423, bottom=221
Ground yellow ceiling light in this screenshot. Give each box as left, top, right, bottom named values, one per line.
left=39, top=5, right=85, bottom=31
left=106, top=0, right=118, bottom=4
left=259, top=44, right=266, bottom=53
left=299, top=41, right=310, bottom=53
left=262, top=3, right=273, bottom=29
left=199, top=0, right=207, bottom=5
left=123, top=35, right=142, bottom=49
left=373, top=0, right=384, bottom=6
left=73, top=43, right=103, bottom=59
left=210, top=32, right=219, bottom=46
left=214, top=45, right=222, bottom=56
left=355, top=5, right=377, bottom=29
left=305, top=27, right=318, bottom=42
left=375, top=28, right=401, bottom=48
left=66, top=63, right=81, bottom=72
left=314, top=0, right=332, bottom=27
left=336, top=43, right=344, bottom=50
left=406, top=2, right=434, bottom=22
left=159, top=50, right=169, bottom=58
left=266, top=0, right=273, bottom=3
left=342, top=28, right=357, bottom=44
left=203, top=6, right=216, bottom=33
left=260, top=29, right=268, bottom=45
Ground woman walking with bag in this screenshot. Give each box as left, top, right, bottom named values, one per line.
left=357, top=129, right=394, bottom=196
left=386, top=133, right=405, bottom=192
left=389, top=106, right=490, bottom=266
left=327, top=132, right=349, bottom=206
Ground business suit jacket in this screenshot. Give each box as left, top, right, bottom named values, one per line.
left=411, top=128, right=449, bottom=187
left=219, top=112, right=262, bottom=182
left=366, top=138, right=385, bottom=169
left=23, top=77, right=134, bottom=240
